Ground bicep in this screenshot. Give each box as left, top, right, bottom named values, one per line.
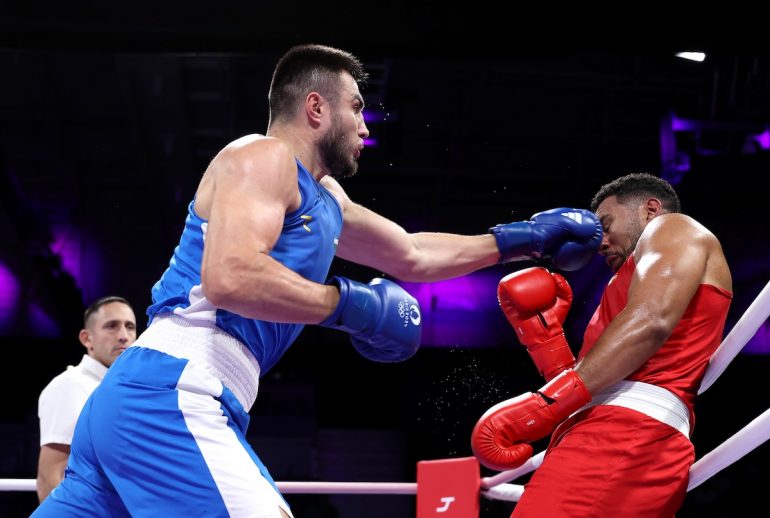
left=576, top=220, right=710, bottom=393
left=629, top=226, right=708, bottom=332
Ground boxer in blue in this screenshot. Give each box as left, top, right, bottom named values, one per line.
left=32, top=44, right=602, bottom=517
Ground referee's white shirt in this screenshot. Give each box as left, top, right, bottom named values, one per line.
left=38, top=355, right=107, bottom=446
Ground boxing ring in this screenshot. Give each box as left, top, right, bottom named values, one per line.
left=3, top=281, right=770, bottom=516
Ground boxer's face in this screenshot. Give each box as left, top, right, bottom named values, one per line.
left=595, top=195, right=646, bottom=272
left=320, top=72, right=368, bottom=179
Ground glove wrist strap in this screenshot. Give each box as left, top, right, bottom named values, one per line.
left=319, top=276, right=347, bottom=328
left=527, top=334, right=576, bottom=381
left=489, top=222, right=536, bottom=263
left=319, top=277, right=374, bottom=333
left=539, top=369, right=592, bottom=419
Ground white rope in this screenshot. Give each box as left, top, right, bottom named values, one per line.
left=698, top=280, right=770, bottom=394
left=4, top=283, right=769, bottom=503
left=482, top=482, right=525, bottom=501
left=687, top=407, right=770, bottom=491
left=0, top=479, right=35, bottom=491
left=278, top=481, right=416, bottom=494
left=481, top=279, right=770, bottom=500
left=481, top=452, right=544, bottom=489
left=0, top=479, right=417, bottom=494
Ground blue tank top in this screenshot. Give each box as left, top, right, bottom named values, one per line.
left=147, top=159, right=343, bottom=374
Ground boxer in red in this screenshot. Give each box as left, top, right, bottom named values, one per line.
left=472, top=173, right=732, bottom=517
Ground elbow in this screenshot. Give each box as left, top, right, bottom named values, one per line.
left=201, top=267, right=239, bottom=308
left=387, top=251, right=430, bottom=282
left=36, top=475, right=56, bottom=503
left=387, top=264, right=426, bottom=283
left=36, top=477, right=45, bottom=503
left=644, top=316, right=676, bottom=346
left=627, top=300, right=679, bottom=348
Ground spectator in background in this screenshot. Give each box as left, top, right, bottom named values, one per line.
left=36, top=295, right=136, bottom=502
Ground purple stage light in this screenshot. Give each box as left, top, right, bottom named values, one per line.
left=362, top=109, right=396, bottom=123
left=670, top=115, right=696, bottom=132
left=50, top=224, right=104, bottom=303
left=743, top=322, right=770, bottom=355
left=660, top=112, right=690, bottom=184
left=50, top=225, right=83, bottom=289
left=397, top=270, right=509, bottom=348
left=0, top=261, right=20, bottom=333
left=752, top=129, right=770, bottom=151
left=363, top=111, right=383, bottom=123
left=27, top=301, right=61, bottom=337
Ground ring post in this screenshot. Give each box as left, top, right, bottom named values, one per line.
left=416, top=457, right=480, bottom=517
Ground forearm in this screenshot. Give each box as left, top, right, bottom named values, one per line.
left=335, top=202, right=501, bottom=282
left=203, top=254, right=338, bottom=323
left=36, top=475, right=60, bottom=503
left=36, top=465, right=64, bottom=502
left=575, top=306, right=671, bottom=395
left=387, top=232, right=500, bottom=282
left=37, top=443, right=68, bottom=502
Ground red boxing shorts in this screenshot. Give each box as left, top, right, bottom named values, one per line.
left=512, top=405, right=693, bottom=517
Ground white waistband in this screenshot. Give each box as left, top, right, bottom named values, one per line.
left=581, top=380, right=691, bottom=437
left=132, top=314, right=260, bottom=410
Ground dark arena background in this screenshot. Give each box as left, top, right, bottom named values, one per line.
left=1, top=3, right=769, bottom=516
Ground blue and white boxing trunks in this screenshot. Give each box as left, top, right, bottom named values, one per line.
left=32, top=315, right=292, bottom=518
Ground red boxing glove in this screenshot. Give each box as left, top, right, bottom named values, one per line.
left=498, top=267, right=575, bottom=380
left=471, top=369, right=591, bottom=471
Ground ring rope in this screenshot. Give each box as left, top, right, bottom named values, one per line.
left=2, top=282, right=769, bottom=503
left=698, top=280, right=770, bottom=394
left=0, top=479, right=417, bottom=494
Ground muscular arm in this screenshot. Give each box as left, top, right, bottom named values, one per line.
left=200, top=137, right=338, bottom=323
left=36, top=443, right=69, bottom=502
left=323, top=177, right=500, bottom=282
left=576, top=214, right=714, bottom=394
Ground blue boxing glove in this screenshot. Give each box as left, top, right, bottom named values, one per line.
left=489, top=207, right=602, bottom=271
left=319, top=276, right=422, bottom=362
